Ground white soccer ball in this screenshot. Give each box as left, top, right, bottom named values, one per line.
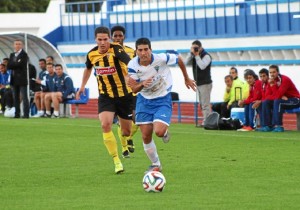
left=142, top=171, right=166, bottom=192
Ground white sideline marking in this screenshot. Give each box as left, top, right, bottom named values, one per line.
left=175, top=129, right=299, bottom=141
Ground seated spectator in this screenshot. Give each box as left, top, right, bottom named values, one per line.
left=0, top=63, right=14, bottom=113
left=45, top=64, right=75, bottom=118
left=46, top=55, right=55, bottom=65
left=237, top=69, right=262, bottom=131
left=32, top=59, right=48, bottom=117
left=267, top=65, right=300, bottom=132
left=229, top=67, right=243, bottom=86
left=212, top=75, right=237, bottom=118
left=33, top=62, right=56, bottom=117
left=255, top=68, right=274, bottom=131
left=2, top=58, right=9, bottom=66
left=227, top=67, right=244, bottom=107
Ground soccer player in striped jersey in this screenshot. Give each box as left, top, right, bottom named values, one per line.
left=127, top=38, right=196, bottom=173
left=111, top=25, right=137, bottom=158
left=76, top=26, right=133, bottom=174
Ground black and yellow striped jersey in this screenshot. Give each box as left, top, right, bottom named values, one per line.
left=123, top=45, right=137, bottom=96
left=124, top=45, right=135, bottom=59
left=85, top=43, right=131, bottom=98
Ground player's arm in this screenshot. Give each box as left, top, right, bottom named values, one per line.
left=127, top=76, right=153, bottom=93
left=177, top=55, right=197, bottom=91
left=76, top=53, right=94, bottom=99
left=114, top=45, right=131, bottom=65
left=76, top=67, right=92, bottom=99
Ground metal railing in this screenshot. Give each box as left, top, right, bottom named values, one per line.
left=59, top=0, right=300, bottom=43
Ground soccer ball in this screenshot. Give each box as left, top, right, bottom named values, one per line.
left=142, top=171, right=166, bottom=192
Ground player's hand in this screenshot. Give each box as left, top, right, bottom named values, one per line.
left=185, top=78, right=197, bottom=91
left=76, top=87, right=85, bottom=100
left=282, top=96, right=288, bottom=100
left=142, top=77, right=153, bottom=88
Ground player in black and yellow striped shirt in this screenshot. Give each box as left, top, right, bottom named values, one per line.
left=76, top=26, right=133, bottom=174
left=111, top=25, right=139, bottom=159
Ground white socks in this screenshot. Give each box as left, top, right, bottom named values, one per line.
left=143, top=140, right=160, bottom=166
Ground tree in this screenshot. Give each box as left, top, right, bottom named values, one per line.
left=0, top=0, right=50, bottom=13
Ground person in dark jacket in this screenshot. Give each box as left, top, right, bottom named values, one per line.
left=7, top=39, right=30, bottom=118
left=185, top=40, right=212, bottom=126
left=44, top=64, right=75, bottom=118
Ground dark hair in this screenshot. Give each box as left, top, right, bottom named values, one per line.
left=259, top=68, right=269, bottom=75
left=224, top=75, right=233, bottom=80
left=55, top=64, right=63, bottom=69
left=0, top=63, right=6, bottom=68
left=135, top=37, right=151, bottom=49
left=14, top=39, right=23, bottom=43
left=192, top=40, right=202, bottom=47
left=3, top=58, right=9, bottom=62
left=230, top=67, right=238, bottom=73
left=39, top=58, right=46, bottom=63
left=94, top=26, right=110, bottom=38
left=269, top=65, right=279, bottom=73
left=111, top=25, right=125, bottom=36
left=46, top=56, right=54, bottom=61
left=244, top=69, right=258, bottom=80
left=46, top=62, right=54, bottom=66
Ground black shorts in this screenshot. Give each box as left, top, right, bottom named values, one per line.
left=132, top=94, right=137, bottom=110
left=98, top=94, right=133, bottom=120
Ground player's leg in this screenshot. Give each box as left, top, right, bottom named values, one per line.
left=100, top=111, right=123, bottom=173
left=116, top=94, right=133, bottom=158
left=118, top=117, right=132, bottom=158
left=99, top=95, right=123, bottom=174
left=152, top=96, right=172, bottom=143
left=127, top=95, right=138, bottom=153
left=140, top=123, right=162, bottom=172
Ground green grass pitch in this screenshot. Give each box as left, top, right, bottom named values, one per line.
left=0, top=116, right=300, bottom=210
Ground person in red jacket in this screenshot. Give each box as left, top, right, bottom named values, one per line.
left=237, top=69, right=262, bottom=131
left=268, top=65, right=300, bottom=132
left=252, top=68, right=271, bottom=131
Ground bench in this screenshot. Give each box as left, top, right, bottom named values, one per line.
left=63, top=88, right=89, bottom=118
left=284, top=107, right=300, bottom=131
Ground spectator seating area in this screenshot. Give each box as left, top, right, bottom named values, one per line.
left=62, top=88, right=89, bottom=118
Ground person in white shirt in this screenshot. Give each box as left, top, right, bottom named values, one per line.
left=127, top=37, right=196, bottom=173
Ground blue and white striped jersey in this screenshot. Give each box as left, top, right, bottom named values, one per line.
left=128, top=53, right=178, bottom=99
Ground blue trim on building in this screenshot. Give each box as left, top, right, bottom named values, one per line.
left=66, top=59, right=300, bottom=69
